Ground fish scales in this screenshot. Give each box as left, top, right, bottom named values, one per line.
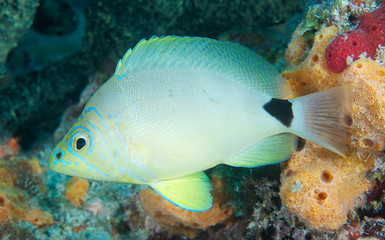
left=49, top=36, right=351, bottom=211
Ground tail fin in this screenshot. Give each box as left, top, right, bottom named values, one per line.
left=289, top=86, right=353, bottom=156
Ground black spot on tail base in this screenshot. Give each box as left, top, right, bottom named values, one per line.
left=263, top=98, right=293, bottom=127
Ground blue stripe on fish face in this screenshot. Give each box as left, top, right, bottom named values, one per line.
left=86, top=107, right=156, bottom=183
left=53, top=148, right=68, bottom=165
left=86, top=103, right=157, bottom=182
left=49, top=126, right=110, bottom=178
left=130, top=152, right=157, bottom=179
left=86, top=119, right=125, bottom=175
left=126, top=168, right=148, bottom=183
left=103, top=99, right=157, bottom=182
left=114, top=128, right=129, bottom=152
left=98, top=144, right=147, bottom=183
left=113, top=125, right=157, bottom=181
left=65, top=138, right=108, bottom=176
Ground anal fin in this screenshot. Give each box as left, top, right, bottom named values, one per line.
left=226, top=133, right=297, bottom=167
left=149, top=172, right=213, bottom=212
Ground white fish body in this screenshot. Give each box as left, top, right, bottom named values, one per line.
left=49, top=36, right=351, bottom=211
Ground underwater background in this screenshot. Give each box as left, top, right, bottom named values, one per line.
left=1, top=0, right=385, bottom=239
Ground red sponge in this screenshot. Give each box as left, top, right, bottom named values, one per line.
left=325, top=3, right=385, bottom=73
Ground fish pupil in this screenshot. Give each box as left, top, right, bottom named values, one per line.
left=56, top=151, right=62, bottom=159
left=76, top=137, right=86, bottom=150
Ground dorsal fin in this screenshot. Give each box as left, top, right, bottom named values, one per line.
left=115, top=36, right=292, bottom=98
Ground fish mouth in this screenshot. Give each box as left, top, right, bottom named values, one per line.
left=48, top=148, right=68, bottom=172
left=48, top=160, right=59, bottom=172
left=48, top=152, right=61, bottom=172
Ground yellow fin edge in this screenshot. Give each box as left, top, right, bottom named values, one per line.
left=149, top=172, right=213, bottom=212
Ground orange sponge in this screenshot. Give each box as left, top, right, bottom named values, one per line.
left=280, top=142, right=375, bottom=231
left=139, top=175, right=234, bottom=238
left=64, top=177, right=90, bottom=207
left=0, top=187, right=53, bottom=227
left=23, top=209, right=54, bottom=227
left=0, top=137, right=20, bottom=159
left=0, top=157, right=53, bottom=227
left=279, top=24, right=383, bottom=231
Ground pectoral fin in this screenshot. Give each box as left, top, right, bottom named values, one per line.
left=149, top=172, right=213, bottom=211
left=226, top=133, right=297, bottom=167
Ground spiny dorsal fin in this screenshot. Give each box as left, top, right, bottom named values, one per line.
left=115, top=36, right=292, bottom=98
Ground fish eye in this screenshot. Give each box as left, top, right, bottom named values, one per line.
left=70, top=132, right=92, bottom=152
left=76, top=137, right=86, bottom=150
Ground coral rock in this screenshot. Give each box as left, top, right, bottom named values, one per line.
left=0, top=167, right=16, bottom=187
left=280, top=142, right=375, bottom=231
left=362, top=218, right=385, bottom=237
left=325, top=2, right=385, bottom=73
left=0, top=137, right=20, bottom=159
left=284, top=23, right=308, bottom=67
left=0, top=157, right=52, bottom=227
left=140, top=175, right=234, bottom=238
left=0, top=188, right=24, bottom=223
left=0, top=0, right=39, bottom=79
left=23, top=209, right=54, bottom=227
left=0, top=187, right=53, bottom=227
left=0, top=157, right=45, bottom=191
left=64, top=177, right=90, bottom=207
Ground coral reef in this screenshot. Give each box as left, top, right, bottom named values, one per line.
left=284, top=25, right=385, bottom=152
left=0, top=0, right=39, bottom=81
left=139, top=175, right=234, bottom=238
left=41, top=168, right=147, bottom=239
left=64, top=177, right=90, bottom=207
left=325, top=1, right=385, bottom=73
left=0, top=157, right=53, bottom=227
left=336, top=217, right=385, bottom=239
left=7, top=0, right=88, bottom=76
left=285, top=0, right=378, bottom=68
left=217, top=13, right=302, bottom=72
left=361, top=218, right=385, bottom=238
left=245, top=177, right=302, bottom=239
left=0, top=136, right=20, bottom=159
left=83, top=198, right=118, bottom=217
left=0, top=0, right=91, bottom=150
left=0, top=188, right=53, bottom=227
left=280, top=3, right=385, bottom=231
